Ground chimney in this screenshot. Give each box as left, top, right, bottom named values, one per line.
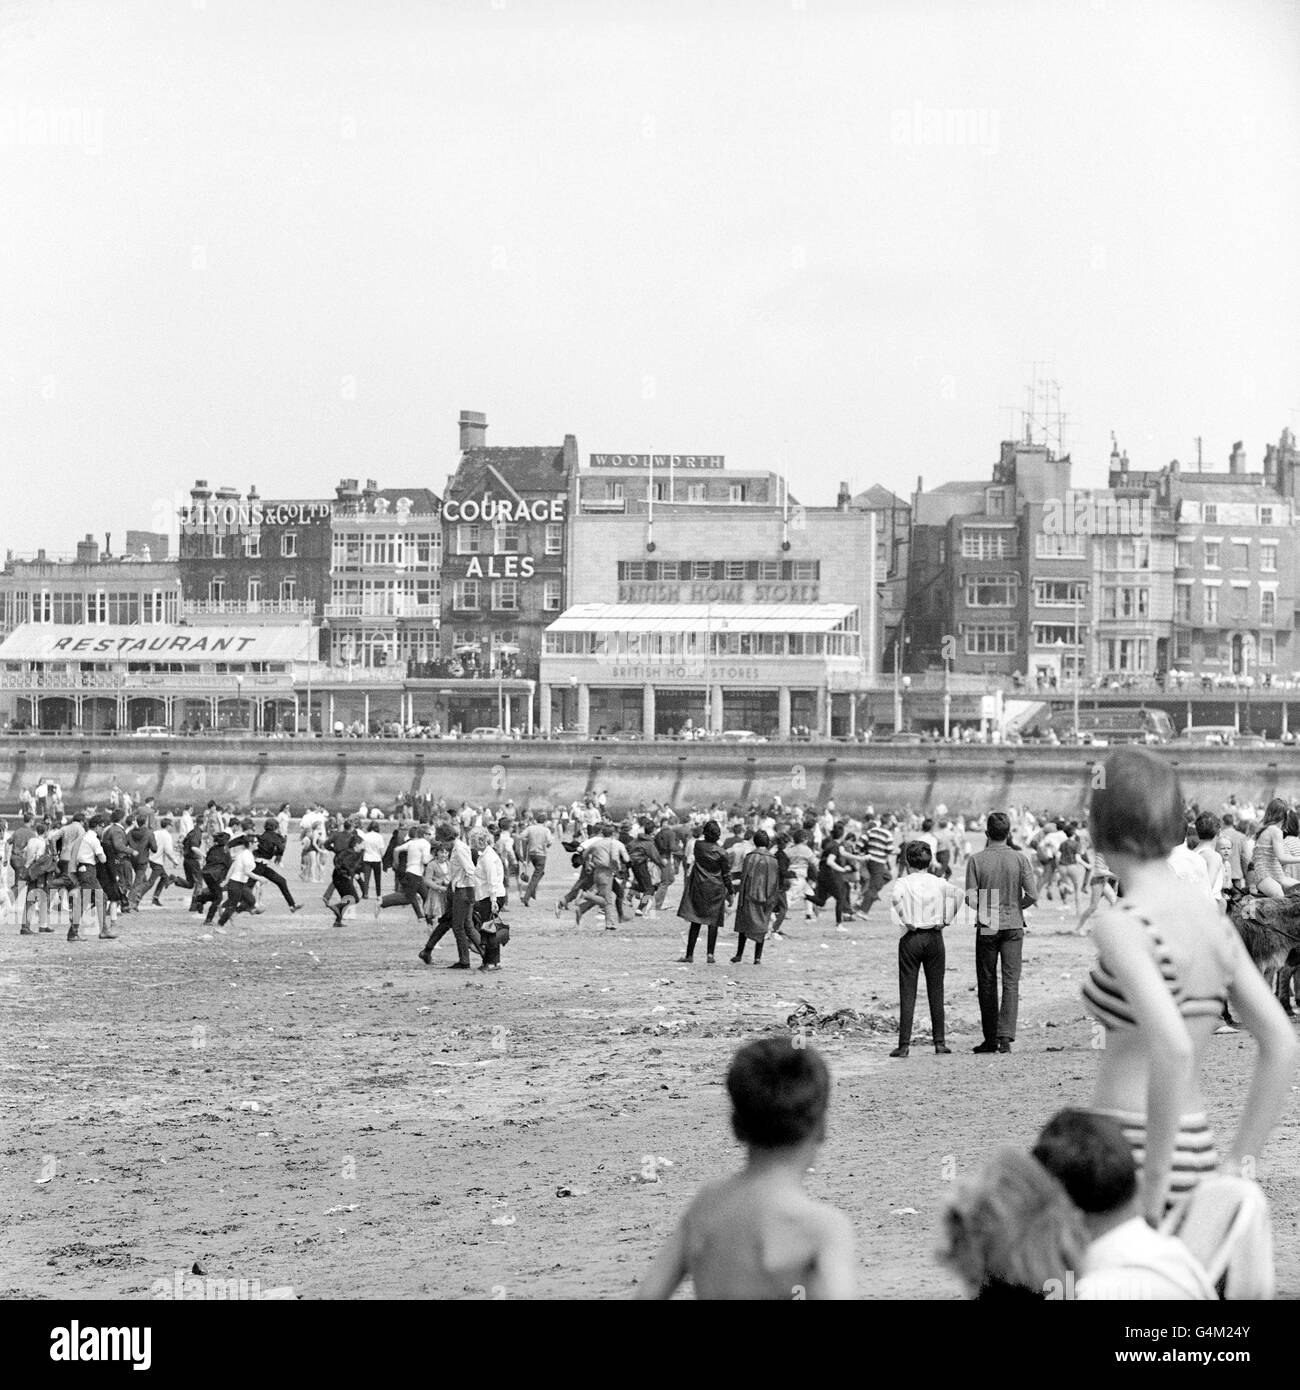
left=248, top=484, right=260, bottom=502
left=1169, top=457, right=1180, bottom=474
left=836, top=480, right=851, bottom=510
left=562, top=433, right=578, bottom=475
left=1119, top=451, right=1129, bottom=473
left=363, top=478, right=378, bottom=494
left=76, top=534, right=100, bottom=564
left=104, top=533, right=111, bottom=556
left=1229, top=440, right=1246, bottom=475
left=459, top=410, right=488, bottom=451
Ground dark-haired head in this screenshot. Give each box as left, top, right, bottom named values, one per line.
left=1195, top=812, right=1220, bottom=842
left=1263, top=797, right=1289, bottom=829
left=702, top=820, right=722, bottom=843
left=1032, top=1109, right=1137, bottom=1218
left=1090, top=748, right=1184, bottom=862
left=905, top=840, right=932, bottom=871
left=727, top=1038, right=830, bottom=1151
left=985, top=812, right=1010, bottom=842
left=753, top=829, right=770, bottom=849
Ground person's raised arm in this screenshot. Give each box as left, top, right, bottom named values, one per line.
left=1092, top=914, right=1195, bottom=1223
left=633, top=1212, right=690, bottom=1300
left=1222, top=930, right=1299, bottom=1172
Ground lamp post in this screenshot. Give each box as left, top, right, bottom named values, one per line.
left=942, top=651, right=952, bottom=740
left=891, top=628, right=911, bottom=733
left=235, top=674, right=245, bottom=736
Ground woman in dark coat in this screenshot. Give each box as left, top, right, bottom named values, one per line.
left=676, top=820, right=732, bottom=964
left=731, top=830, right=781, bottom=964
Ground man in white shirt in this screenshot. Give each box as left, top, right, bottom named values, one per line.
left=576, top=824, right=629, bottom=930
left=138, top=818, right=180, bottom=908
left=888, top=841, right=961, bottom=1058
left=217, top=835, right=262, bottom=925
left=1169, top=835, right=1214, bottom=902
left=70, top=816, right=107, bottom=941
left=388, top=825, right=432, bottom=922
left=1033, top=1109, right=1214, bottom=1300
left=419, top=825, right=477, bottom=968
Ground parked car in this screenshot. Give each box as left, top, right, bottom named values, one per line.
left=718, top=730, right=766, bottom=743
left=887, top=731, right=924, bottom=745
left=1180, top=725, right=1239, bottom=747
left=133, top=725, right=171, bottom=738
left=467, top=726, right=507, bottom=740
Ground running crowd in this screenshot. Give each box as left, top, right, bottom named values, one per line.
left=2, top=751, right=1299, bottom=1298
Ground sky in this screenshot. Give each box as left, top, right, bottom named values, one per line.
left=1, top=0, right=1298, bottom=557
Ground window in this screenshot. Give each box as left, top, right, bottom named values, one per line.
left=281, top=532, right=298, bottom=558
left=108, top=592, right=140, bottom=624
left=543, top=579, right=561, bottom=611
left=85, top=591, right=106, bottom=624
left=1261, top=542, right=1277, bottom=573
left=1231, top=543, right=1250, bottom=570
left=1260, top=635, right=1276, bottom=665
left=1204, top=541, right=1220, bottom=569
left=246, top=579, right=261, bottom=605
left=1035, top=533, right=1086, bottom=559
left=607, top=482, right=624, bottom=501
left=621, top=561, right=646, bottom=582
left=244, top=533, right=261, bottom=558
left=1262, top=590, right=1277, bottom=625
left=1034, top=580, right=1080, bottom=607
left=1260, top=506, right=1275, bottom=526
left=1174, top=630, right=1191, bottom=662
left=792, top=560, right=817, bottom=582
left=453, top=579, right=480, bottom=610
left=1204, top=588, right=1219, bottom=624
left=1230, top=583, right=1249, bottom=619
left=491, top=580, right=519, bottom=611
left=964, top=623, right=1017, bottom=655
left=961, top=528, right=1016, bottom=560
left=965, top=575, right=1017, bottom=607
left=1203, top=504, right=1218, bottom=524
left=457, top=524, right=481, bottom=555
left=724, top=560, right=746, bottom=581
left=209, top=579, right=226, bottom=603
left=494, top=523, right=520, bottom=554
left=1033, top=623, right=1081, bottom=647
left=687, top=483, right=705, bottom=502
left=652, top=481, right=667, bottom=502
left=1175, top=584, right=1193, bottom=622
left=985, top=487, right=1008, bottom=516
left=545, top=523, right=563, bottom=555
left=212, top=534, right=226, bottom=559
left=758, top=560, right=781, bottom=580
left=728, top=484, right=748, bottom=504
left=1175, top=541, right=1192, bottom=568
left=280, top=577, right=296, bottom=602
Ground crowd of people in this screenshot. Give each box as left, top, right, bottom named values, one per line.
left=3, top=750, right=1299, bottom=1298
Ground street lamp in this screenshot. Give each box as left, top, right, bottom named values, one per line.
left=235, top=674, right=245, bottom=735
left=891, top=628, right=910, bottom=732
left=942, top=649, right=952, bottom=740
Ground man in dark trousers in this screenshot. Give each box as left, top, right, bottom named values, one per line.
left=963, top=810, right=1037, bottom=1054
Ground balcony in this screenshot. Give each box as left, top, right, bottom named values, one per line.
left=183, top=599, right=315, bottom=617
left=324, top=602, right=441, bottom=620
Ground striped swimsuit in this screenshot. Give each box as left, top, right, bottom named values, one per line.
left=1082, top=902, right=1228, bottom=1207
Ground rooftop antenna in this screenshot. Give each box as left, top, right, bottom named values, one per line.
left=1195, top=436, right=1203, bottom=471
left=781, top=446, right=791, bottom=551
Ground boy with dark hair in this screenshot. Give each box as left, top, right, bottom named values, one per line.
left=888, top=839, right=960, bottom=1057
left=635, top=1037, right=855, bottom=1300
left=1032, top=1109, right=1213, bottom=1299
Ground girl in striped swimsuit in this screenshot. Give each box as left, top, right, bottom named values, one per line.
left=1085, top=748, right=1297, bottom=1221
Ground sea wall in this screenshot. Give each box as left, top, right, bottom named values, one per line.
left=3, top=738, right=1298, bottom=816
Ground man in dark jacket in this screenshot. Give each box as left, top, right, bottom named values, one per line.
left=963, top=810, right=1038, bottom=1054
left=125, top=814, right=156, bottom=910
left=253, top=819, right=300, bottom=911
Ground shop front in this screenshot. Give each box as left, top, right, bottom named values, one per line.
left=540, top=604, right=868, bottom=738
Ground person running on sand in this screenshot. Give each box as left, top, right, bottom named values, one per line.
left=634, top=1037, right=854, bottom=1300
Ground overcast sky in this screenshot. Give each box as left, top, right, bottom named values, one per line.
left=2, top=0, right=1297, bottom=557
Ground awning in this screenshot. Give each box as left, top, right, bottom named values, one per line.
left=0, top=623, right=313, bottom=663
left=546, top=603, right=857, bottom=635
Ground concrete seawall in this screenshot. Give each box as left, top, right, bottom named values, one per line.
left=2, top=738, right=1298, bottom=815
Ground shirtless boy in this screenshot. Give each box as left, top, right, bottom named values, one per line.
left=634, top=1037, right=855, bottom=1299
